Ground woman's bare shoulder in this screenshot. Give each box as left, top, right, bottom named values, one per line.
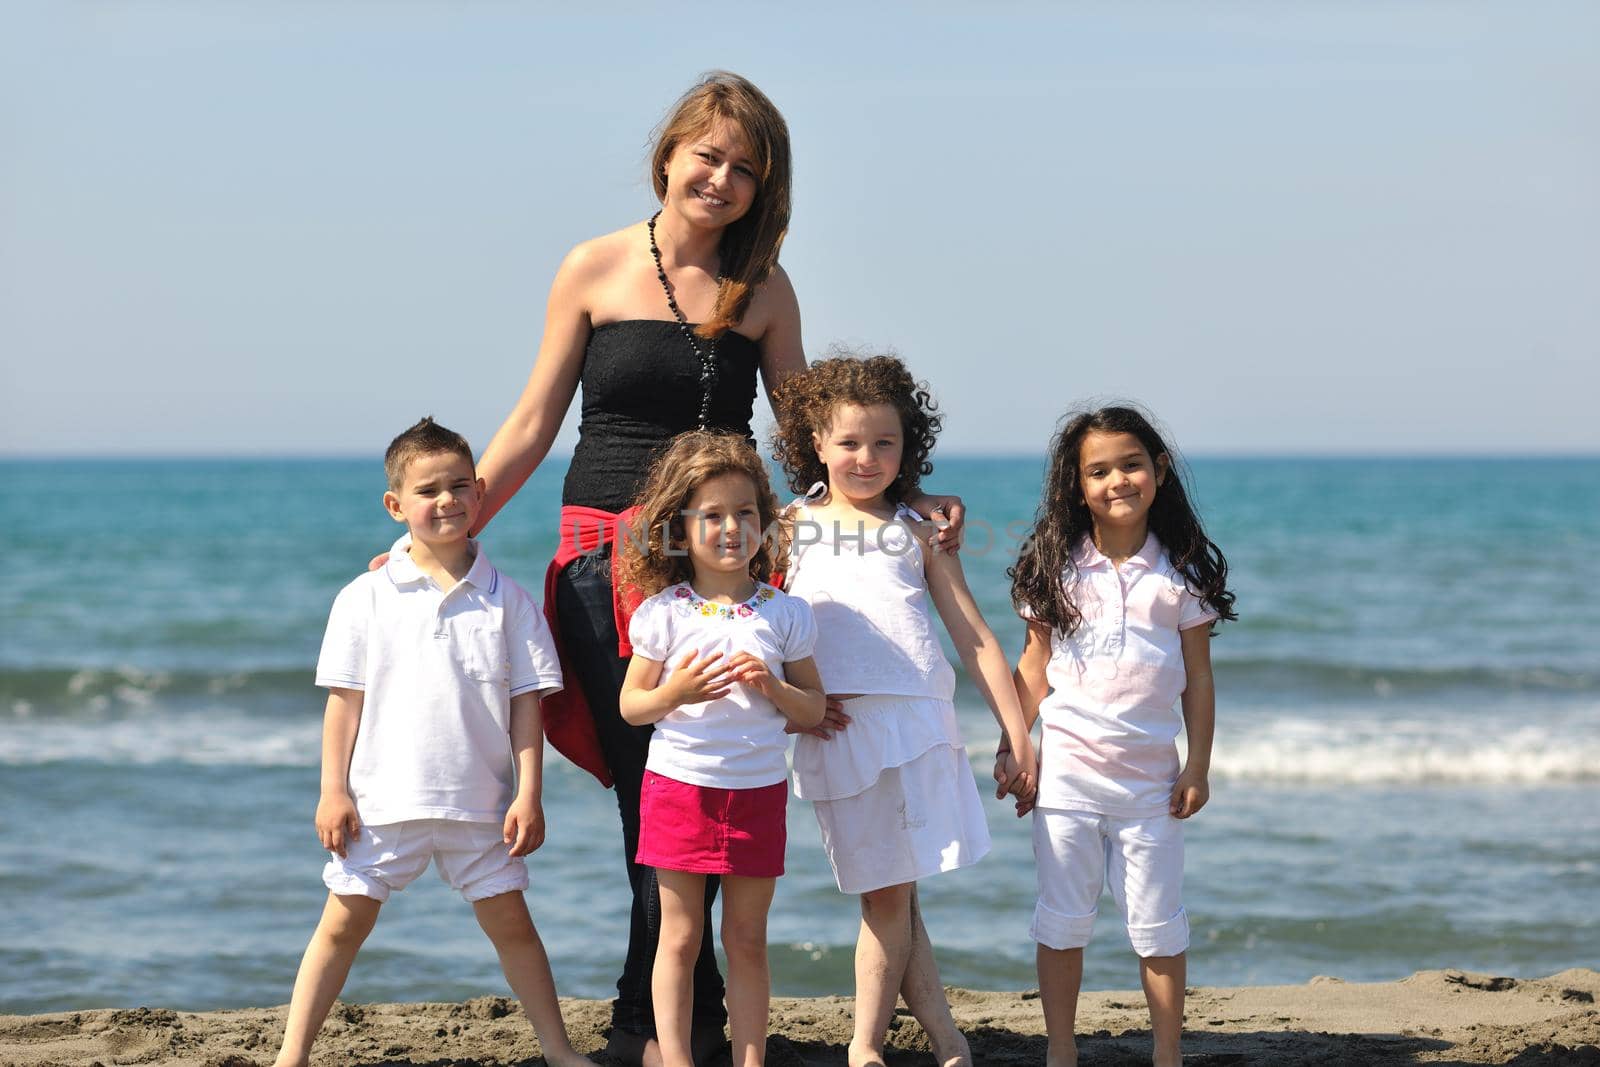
left=560, top=222, right=646, bottom=280
left=740, top=262, right=799, bottom=339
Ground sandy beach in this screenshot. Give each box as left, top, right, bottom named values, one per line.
left=3, top=967, right=1596, bottom=1066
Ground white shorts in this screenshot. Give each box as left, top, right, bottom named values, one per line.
left=1031, top=807, right=1188, bottom=958
left=323, top=819, right=529, bottom=903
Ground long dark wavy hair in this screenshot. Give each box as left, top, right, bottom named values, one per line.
left=770, top=351, right=941, bottom=504
left=1009, top=405, right=1236, bottom=637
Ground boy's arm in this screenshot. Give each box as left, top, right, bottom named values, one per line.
left=315, top=687, right=364, bottom=858
left=504, top=690, right=546, bottom=856
left=924, top=548, right=1037, bottom=798
left=1171, top=624, right=1216, bottom=819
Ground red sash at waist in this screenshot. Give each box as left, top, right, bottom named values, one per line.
left=540, top=505, right=644, bottom=788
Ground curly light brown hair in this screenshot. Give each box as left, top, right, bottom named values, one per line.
left=770, top=352, right=942, bottom=502
left=616, top=431, right=790, bottom=598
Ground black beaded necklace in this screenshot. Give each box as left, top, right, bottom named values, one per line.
left=648, top=211, right=720, bottom=430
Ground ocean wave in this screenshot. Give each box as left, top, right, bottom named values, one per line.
left=1207, top=717, right=1599, bottom=785
left=1210, top=658, right=1598, bottom=696
left=0, top=713, right=320, bottom=768
left=2, top=666, right=312, bottom=718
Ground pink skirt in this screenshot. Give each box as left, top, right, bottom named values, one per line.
left=636, top=770, right=788, bottom=877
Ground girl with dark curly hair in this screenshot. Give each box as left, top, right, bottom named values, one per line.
left=1003, top=404, right=1235, bottom=1067
left=771, top=353, right=1037, bottom=1067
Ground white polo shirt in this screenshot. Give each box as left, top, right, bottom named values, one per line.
left=1027, top=535, right=1217, bottom=818
left=628, top=582, right=817, bottom=790
left=315, top=539, right=563, bottom=825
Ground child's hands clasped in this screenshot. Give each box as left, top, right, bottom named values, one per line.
left=316, top=791, right=361, bottom=858
left=725, top=651, right=781, bottom=699
left=662, top=650, right=737, bottom=705
left=503, top=794, right=546, bottom=856
left=1170, top=766, right=1210, bottom=819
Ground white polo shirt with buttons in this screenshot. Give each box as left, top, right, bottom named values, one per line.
left=315, top=539, right=563, bottom=826
left=1027, top=534, right=1218, bottom=818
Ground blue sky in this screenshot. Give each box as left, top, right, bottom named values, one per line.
left=3, top=2, right=1596, bottom=456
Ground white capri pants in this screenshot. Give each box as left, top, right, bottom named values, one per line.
left=1031, top=807, right=1189, bottom=958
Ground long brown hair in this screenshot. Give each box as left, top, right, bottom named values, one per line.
left=1009, top=405, right=1236, bottom=637
left=650, top=71, right=791, bottom=339
left=616, top=431, right=790, bottom=598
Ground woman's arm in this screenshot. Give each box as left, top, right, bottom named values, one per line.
left=471, top=245, right=597, bottom=535
left=754, top=265, right=806, bottom=408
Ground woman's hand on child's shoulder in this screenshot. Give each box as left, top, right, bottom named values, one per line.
left=906, top=492, right=966, bottom=554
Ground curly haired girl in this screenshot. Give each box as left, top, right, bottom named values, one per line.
left=772, top=354, right=1037, bottom=1067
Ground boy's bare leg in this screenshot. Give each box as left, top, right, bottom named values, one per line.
left=1140, top=953, right=1185, bottom=1067
left=1036, top=945, right=1083, bottom=1067
left=654, top=869, right=708, bottom=1067
left=718, top=875, right=774, bottom=1067
left=849, top=882, right=913, bottom=1067
left=473, top=890, right=597, bottom=1067
left=273, top=892, right=381, bottom=1067
left=895, top=887, right=970, bottom=1067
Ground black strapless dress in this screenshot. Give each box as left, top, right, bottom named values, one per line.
left=562, top=320, right=761, bottom=512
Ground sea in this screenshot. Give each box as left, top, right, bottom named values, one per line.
left=2, top=456, right=1597, bottom=1015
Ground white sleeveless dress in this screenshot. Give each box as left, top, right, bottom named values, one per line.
left=786, top=503, right=991, bottom=894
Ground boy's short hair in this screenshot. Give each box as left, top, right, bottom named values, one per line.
left=384, top=417, right=475, bottom=489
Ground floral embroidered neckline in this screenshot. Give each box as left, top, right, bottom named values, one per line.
left=673, top=582, right=776, bottom=620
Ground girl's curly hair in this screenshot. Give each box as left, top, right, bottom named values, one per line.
left=1009, top=404, right=1237, bottom=637
left=615, top=431, right=790, bottom=598
left=770, top=351, right=941, bottom=502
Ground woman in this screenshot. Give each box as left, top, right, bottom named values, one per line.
left=470, top=72, right=961, bottom=1066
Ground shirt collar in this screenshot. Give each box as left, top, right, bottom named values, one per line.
left=1071, top=532, right=1162, bottom=572
left=383, top=533, right=495, bottom=592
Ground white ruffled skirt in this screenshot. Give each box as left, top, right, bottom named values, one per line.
left=793, top=695, right=992, bottom=894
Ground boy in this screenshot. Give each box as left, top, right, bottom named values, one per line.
left=274, top=417, right=594, bottom=1067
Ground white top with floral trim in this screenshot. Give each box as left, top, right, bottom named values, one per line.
left=628, top=582, right=818, bottom=789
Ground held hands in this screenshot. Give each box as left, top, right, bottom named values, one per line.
left=992, top=741, right=1040, bottom=818
left=1170, top=766, right=1210, bottom=819
left=316, top=790, right=361, bottom=858
left=503, top=794, right=546, bottom=856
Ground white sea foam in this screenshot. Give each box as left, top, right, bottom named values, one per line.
left=1208, top=716, right=1599, bottom=785
left=0, top=712, right=320, bottom=767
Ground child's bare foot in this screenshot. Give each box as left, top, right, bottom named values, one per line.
left=930, top=1029, right=971, bottom=1067
left=846, top=1038, right=887, bottom=1067
left=542, top=1046, right=599, bottom=1067
left=1045, top=1035, right=1078, bottom=1067
left=1152, top=1042, right=1182, bottom=1067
